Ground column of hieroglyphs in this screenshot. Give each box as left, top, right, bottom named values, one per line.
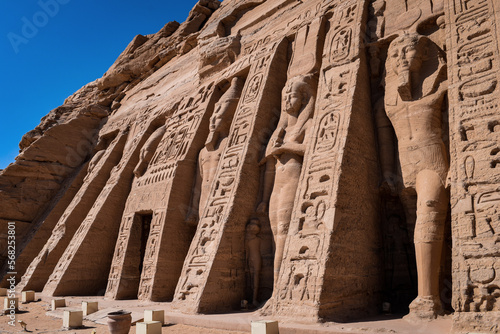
left=136, top=84, right=221, bottom=302
left=16, top=131, right=127, bottom=292
left=445, top=0, right=500, bottom=330
left=42, top=112, right=163, bottom=296
left=139, top=80, right=251, bottom=302
left=273, top=0, right=382, bottom=321
left=105, top=122, right=168, bottom=300
left=172, top=37, right=289, bottom=314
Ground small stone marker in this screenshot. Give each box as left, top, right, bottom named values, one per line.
left=137, top=321, right=162, bottom=334
left=82, top=301, right=98, bottom=316
left=251, top=320, right=279, bottom=334
left=51, top=298, right=66, bottom=311
left=3, top=297, right=18, bottom=311
left=144, top=309, right=165, bottom=325
left=63, top=310, right=83, bottom=329
left=21, top=290, right=35, bottom=303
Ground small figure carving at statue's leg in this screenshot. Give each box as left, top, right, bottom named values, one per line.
left=245, top=218, right=262, bottom=307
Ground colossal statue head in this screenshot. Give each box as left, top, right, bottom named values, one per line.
left=385, top=32, right=446, bottom=102
left=282, top=74, right=318, bottom=116
left=205, top=76, right=244, bottom=149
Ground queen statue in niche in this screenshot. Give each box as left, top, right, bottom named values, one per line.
left=258, top=73, right=318, bottom=287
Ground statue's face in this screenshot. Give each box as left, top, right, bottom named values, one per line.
left=389, top=36, right=423, bottom=75
left=209, top=101, right=227, bottom=133
left=283, top=81, right=302, bottom=114
left=246, top=222, right=260, bottom=235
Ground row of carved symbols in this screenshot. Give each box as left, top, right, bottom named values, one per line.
left=454, top=0, right=498, bottom=113
left=453, top=0, right=488, bottom=16
left=146, top=84, right=213, bottom=173
left=137, top=210, right=165, bottom=299
left=278, top=260, right=318, bottom=303
left=325, top=1, right=359, bottom=66
left=462, top=257, right=500, bottom=312
left=278, top=63, right=356, bottom=303
left=458, top=116, right=500, bottom=186
left=174, top=84, right=214, bottom=117
left=177, top=137, right=246, bottom=301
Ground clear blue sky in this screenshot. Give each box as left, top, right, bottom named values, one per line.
left=0, top=0, right=204, bottom=169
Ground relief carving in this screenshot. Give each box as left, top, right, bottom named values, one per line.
left=245, top=218, right=262, bottom=307
left=377, top=32, right=449, bottom=320
left=259, top=73, right=318, bottom=286
left=257, top=16, right=325, bottom=300
left=186, top=77, right=245, bottom=226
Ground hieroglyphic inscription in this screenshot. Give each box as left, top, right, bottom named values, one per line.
left=136, top=87, right=213, bottom=188
left=446, top=0, right=500, bottom=313
left=106, top=84, right=217, bottom=300
left=135, top=86, right=218, bottom=300
left=274, top=0, right=366, bottom=316
left=137, top=210, right=165, bottom=300
left=42, top=114, right=155, bottom=295
left=173, top=41, right=281, bottom=310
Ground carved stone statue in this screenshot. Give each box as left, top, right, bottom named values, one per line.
left=133, top=125, right=167, bottom=177
left=259, top=73, right=317, bottom=285
left=245, top=218, right=262, bottom=307
left=376, top=32, right=448, bottom=319
left=186, top=77, right=244, bottom=225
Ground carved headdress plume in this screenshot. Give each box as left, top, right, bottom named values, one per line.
left=287, top=16, right=326, bottom=79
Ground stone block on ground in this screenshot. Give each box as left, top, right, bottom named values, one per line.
left=82, top=301, right=98, bottom=316
left=51, top=298, right=66, bottom=310
left=137, top=321, right=162, bottom=334
left=3, top=297, right=18, bottom=311
left=252, top=320, right=279, bottom=334
left=63, top=310, right=83, bottom=329
left=21, top=290, right=35, bottom=303
left=144, top=309, right=164, bottom=325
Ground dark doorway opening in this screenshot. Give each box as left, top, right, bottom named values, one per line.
left=115, top=211, right=153, bottom=299
left=138, top=213, right=152, bottom=277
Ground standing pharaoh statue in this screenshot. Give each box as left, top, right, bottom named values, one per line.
left=376, top=32, right=448, bottom=319
left=186, top=77, right=244, bottom=225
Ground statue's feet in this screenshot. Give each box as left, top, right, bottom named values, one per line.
left=404, top=295, right=443, bottom=322
left=258, top=298, right=274, bottom=316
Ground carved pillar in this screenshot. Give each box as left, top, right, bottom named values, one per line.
left=105, top=84, right=221, bottom=301
left=272, top=0, right=382, bottom=321
left=172, top=38, right=289, bottom=313
left=42, top=117, right=159, bottom=296
left=445, top=0, right=500, bottom=330
left=15, top=132, right=126, bottom=292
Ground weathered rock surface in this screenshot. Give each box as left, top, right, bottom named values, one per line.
left=1, top=0, right=500, bottom=332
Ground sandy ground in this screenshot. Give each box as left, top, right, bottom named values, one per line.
left=0, top=297, right=247, bottom=334
left=0, top=295, right=453, bottom=334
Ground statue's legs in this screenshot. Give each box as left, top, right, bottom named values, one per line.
left=269, top=157, right=302, bottom=287
left=407, top=169, right=448, bottom=319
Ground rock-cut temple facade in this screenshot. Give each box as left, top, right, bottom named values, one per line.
left=1, top=0, right=500, bottom=332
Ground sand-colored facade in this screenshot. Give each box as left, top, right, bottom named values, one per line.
left=1, top=0, right=499, bottom=332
